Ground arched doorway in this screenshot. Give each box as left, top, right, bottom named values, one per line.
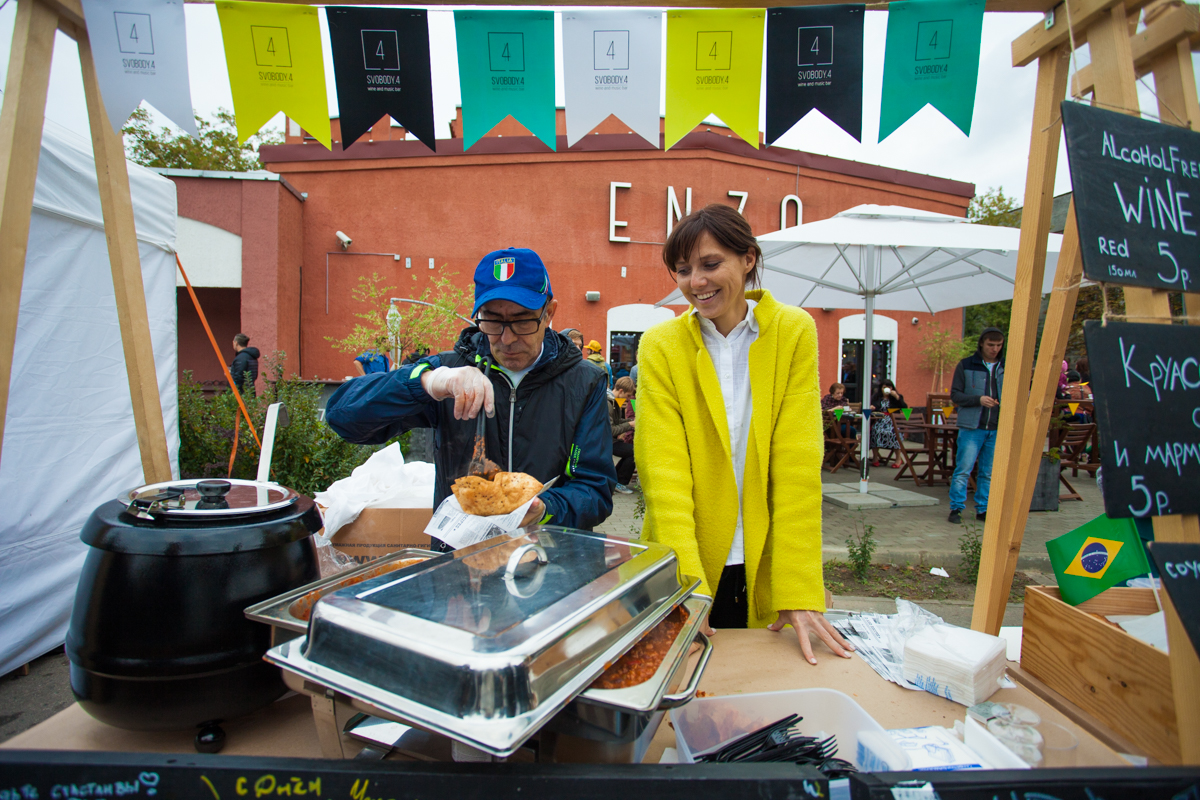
left=606, top=304, right=677, bottom=381
left=837, top=314, right=898, bottom=404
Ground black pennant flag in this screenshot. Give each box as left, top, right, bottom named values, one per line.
left=325, top=6, right=436, bottom=151
left=766, top=5, right=864, bottom=145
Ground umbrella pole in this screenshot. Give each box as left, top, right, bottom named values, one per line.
left=859, top=249, right=875, bottom=494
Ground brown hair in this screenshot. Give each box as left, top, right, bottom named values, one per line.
left=614, top=376, right=635, bottom=394
left=828, top=382, right=845, bottom=395
left=662, top=204, right=763, bottom=289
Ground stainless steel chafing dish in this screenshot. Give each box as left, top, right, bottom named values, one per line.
left=245, top=548, right=441, bottom=646
left=264, top=526, right=706, bottom=758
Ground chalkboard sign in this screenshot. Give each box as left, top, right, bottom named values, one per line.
left=1148, top=541, right=1200, bottom=659
left=1063, top=101, right=1200, bottom=292
left=1083, top=319, right=1200, bottom=519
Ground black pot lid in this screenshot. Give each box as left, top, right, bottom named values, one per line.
left=120, top=479, right=298, bottom=520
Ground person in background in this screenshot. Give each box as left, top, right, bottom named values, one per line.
left=585, top=340, right=614, bottom=388
left=868, top=379, right=907, bottom=467
left=630, top=361, right=639, bottom=388
left=821, top=382, right=856, bottom=437
left=1074, top=356, right=1090, bottom=384
left=230, top=333, right=259, bottom=393
left=355, top=345, right=390, bottom=375
left=1060, top=369, right=1093, bottom=423
left=325, top=248, right=616, bottom=548
left=636, top=204, right=853, bottom=665
left=561, top=328, right=584, bottom=354
left=610, top=376, right=637, bottom=493
left=948, top=327, right=1005, bottom=524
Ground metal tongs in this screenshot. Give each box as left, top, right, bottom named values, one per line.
left=467, top=356, right=501, bottom=479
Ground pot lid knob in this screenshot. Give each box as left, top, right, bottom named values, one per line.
left=196, top=480, right=232, bottom=510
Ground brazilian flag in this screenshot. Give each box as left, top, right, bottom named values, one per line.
left=1046, top=514, right=1152, bottom=606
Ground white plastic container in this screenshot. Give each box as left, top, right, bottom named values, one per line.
left=670, top=688, right=911, bottom=771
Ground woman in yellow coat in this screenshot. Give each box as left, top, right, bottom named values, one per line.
left=634, top=204, right=853, bottom=665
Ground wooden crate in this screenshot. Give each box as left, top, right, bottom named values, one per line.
left=1021, top=586, right=1178, bottom=764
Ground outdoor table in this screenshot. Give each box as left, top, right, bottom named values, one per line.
left=917, top=423, right=959, bottom=485
left=2, top=630, right=1129, bottom=768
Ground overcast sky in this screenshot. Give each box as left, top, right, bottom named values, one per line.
left=0, top=3, right=1183, bottom=203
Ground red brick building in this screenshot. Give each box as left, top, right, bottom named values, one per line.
left=167, top=111, right=974, bottom=403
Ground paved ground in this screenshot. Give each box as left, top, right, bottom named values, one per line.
left=596, top=466, right=1105, bottom=569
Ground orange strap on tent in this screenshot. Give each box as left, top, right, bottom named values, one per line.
left=176, top=252, right=263, bottom=450
left=228, top=417, right=240, bottom=477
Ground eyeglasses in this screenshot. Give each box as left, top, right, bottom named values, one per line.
left=475, top=307, right=546, bottom=336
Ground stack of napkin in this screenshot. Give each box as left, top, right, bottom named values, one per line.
left=902, top=624, right=1007, bottom=706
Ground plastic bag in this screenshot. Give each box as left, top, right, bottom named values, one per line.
left=887, top=599, right=1006, bottom=706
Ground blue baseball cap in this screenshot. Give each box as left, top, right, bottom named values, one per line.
left=472, top=248, right=552, bottom=316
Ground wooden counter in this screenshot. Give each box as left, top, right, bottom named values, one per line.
left=3, top=630, right=1126, bottom=767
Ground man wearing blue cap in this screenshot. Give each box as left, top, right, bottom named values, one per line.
left=326, top=248, right=616, bottom=547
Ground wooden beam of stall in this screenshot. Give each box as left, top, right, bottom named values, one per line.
left=1087, top=0, right=1200, bottom=765
left=1072, top=3, right=1200, bottom=97
left=0, top=0, right=60, bottom=472
left=77, top=27, right=174, bottom=484
left=1013, top=0, right=1154, bottom=68
left=991, top=203, right=1084, bottom=636
left=970, top=43, right=1072, bottom=635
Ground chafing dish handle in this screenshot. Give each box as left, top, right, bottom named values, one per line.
left=655, top=631, right=712, bottom=710
left=504, top=542, right=548, bottom=581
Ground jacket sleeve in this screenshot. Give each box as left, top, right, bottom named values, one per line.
left=610, top=402, right=633, bottom=439
left=949, top=359, right=978, bottom=407
left=539, top=377, right=616, bottom=529
left=634, top=332, right=709, bottom=596
left=765, top=316, right=826, bottom=614
left=325, top=357, right=442, bottom=444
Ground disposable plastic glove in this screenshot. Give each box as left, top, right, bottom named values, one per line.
left=421, top=366, right=495, bottom=420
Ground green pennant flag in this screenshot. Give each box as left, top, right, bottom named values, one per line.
left=878, top=0, right=984, bottom=141
left=902, top=408, right=913, bottom=420
left=454, top=11, right=557, bottom=151
left=1046, top=514, right=1151, bottom=606
left=833, top=408, right=844, bottom=422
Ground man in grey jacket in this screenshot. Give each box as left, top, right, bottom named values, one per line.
left=947, top=327, right=1004, bottom=524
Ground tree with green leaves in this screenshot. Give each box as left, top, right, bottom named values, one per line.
left=325, top=270, right=474, bottom=366
left=122, top=107, right=281, bottom=171
left=918, top=321, right=970, bottom=392
left=967, top=186, right=1021, bottom=227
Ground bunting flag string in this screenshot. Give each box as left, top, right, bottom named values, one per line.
left=834, top=408, right=844, bottom=422
left=82, top=0, right=198, bottom=136
left=325, top=7, right=437, bottom=152
left=1068, top=402, right=1080, bottom=416
left=216, top=0, right=332, bottom=149
left=765, top=4, right=864, bottom=145
left=878, top=0, right=984, bottom=141
left=455, top=10, right=557, bottom=152
left=562, top=10, right=662, bottom=148
left=902, top=407, right=913, bottom=421
left=664, top=9, right=764, bottom=151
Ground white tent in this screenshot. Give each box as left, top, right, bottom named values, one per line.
left=657, top=205, right=1063, bottom=490
left=0, top=122, right=179, bottom=677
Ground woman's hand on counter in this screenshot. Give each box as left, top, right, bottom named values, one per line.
left=768, top=610, right=855, bottom=665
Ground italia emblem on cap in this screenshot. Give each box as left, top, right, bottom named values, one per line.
left=494, top=257, right=516, bottom=281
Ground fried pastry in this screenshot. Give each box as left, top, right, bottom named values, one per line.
left=452, top=471, right=543, bottom=516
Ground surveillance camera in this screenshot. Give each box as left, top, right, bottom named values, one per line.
left=336, top=231, right=352, bottom=249
left=911, top=317, right=920, bottom=325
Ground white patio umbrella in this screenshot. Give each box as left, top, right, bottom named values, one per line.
left=656, top=204, right=1064, bottom=492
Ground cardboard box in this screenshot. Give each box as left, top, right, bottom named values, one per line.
left=1020, top=585, right=1177, bottom=764
left=328, top=507, right=435, bottom=565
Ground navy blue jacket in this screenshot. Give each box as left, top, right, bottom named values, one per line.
left=326, top=327, right=616, bottom=532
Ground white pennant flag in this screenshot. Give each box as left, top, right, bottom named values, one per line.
left=562, top=10, right=662, bottom=148
left=83, top=0, right=198, bottom=137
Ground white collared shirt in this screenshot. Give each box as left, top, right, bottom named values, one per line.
left=692, top=299, right=758, bottom=566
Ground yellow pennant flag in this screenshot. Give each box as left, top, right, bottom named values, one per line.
left=665, top=9, right=764, bottom=150
left=217, top=1, right=331, bottom=149
left=1068, top=402, right=1080, bottom=416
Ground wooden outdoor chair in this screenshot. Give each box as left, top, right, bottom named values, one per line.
left=927, top=393, right=954, bottom=423
left=1058, top=423, right=1097, bottom=500
left=890, top=409, right=933, bottom=486
left=823, top=410, right=861, bottom=474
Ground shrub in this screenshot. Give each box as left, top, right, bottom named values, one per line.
left=178, top=353, right=388, bottom=497
left=846, top=517, right=877, bottom=581
left=958, top=523, right=983, bottom=583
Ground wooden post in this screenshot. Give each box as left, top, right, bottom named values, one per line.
left=76, top=28, right=173, bottom=483
left=1087, top=0, right=1200, bottom=765
left=970, top=43, right=1071, bottom=634
left=0, top=0, right=60, bottom=469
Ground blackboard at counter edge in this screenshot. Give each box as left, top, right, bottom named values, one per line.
left=1148, top=541, right=1200, bottom=660
left=0, top=752, right=1198, bottom=799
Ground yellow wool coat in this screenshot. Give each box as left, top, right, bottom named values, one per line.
left=634, top=289, right=825, bottom=626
